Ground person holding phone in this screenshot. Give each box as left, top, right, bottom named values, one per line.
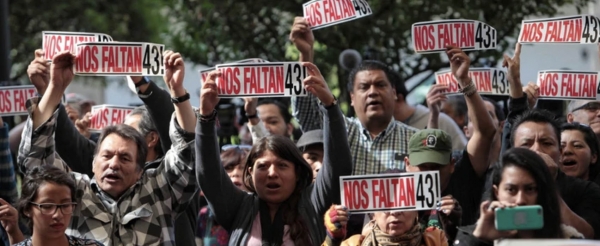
left=454, top=148, right=583, bottom=245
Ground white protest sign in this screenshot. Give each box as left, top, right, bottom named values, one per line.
left=43, top=31, right=113, bottom=61
left=435, top=68, right=509, bottom=96
left=90, top=105, right=135, bottom=132
left=536, top=70, right=600, bottom=100
left=340, top=171, right=441, bottom=213
left=214, top=62, right=309, bottom=98
left=0, top=86, right=37, bottom=116
left=74, top=42, right=165, bottom=76
left=518, top=15, right=600, bottom=44
left=412, top=20, right=497, bottom=53
left=199, top=58, right=268, bottom=85
left=303, top=0, right=372, bottom=30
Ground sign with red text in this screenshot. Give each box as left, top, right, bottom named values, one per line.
left=435, top=68, right=510, bottom=96
left=340, top=171, right=441, bottom=213
left=43, top=31, right=113, bottom=61
left=74, top=42, right=165, bottom=76
left=536, top=70, right=600, bottom=100
left=303, top=0, right=372, bottom=30
left=518, top=15, right=600, bottom=44
left=412, top=20, right=497, bottom=53
left=199, top=58, right=268, bottom=85
left=90, top=105, right=135, bottom=131
left=214, top=62, right=308, bottom=98
left=0, top=86, right=37, bottom=116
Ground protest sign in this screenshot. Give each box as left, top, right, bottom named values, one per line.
left=340, top=171, right=441, bottom=213
left=496, top=239, right=600, bottom=246
left=213, top=62, right=308, bottom=98
left=90, top=105, right=135, bottom=131
left=412, top=20, right=497, bottom=53
left=74, top=42, right=165, bottom=76
left=0, top=86, right=37, bottom=116
left=536, top=70, right=600, bottom=100
left=43, top=31, right=113, bottom=60
left=518, top=15, right=600, bottom=44
left=303, top=0, right=372, bottom=30
left=199, top=58, right=268, bottom=85
left=435, top=68, right=509, bottom=96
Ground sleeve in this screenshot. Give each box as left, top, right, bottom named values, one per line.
left=310, top=104, right=353, bottom=215
left=291, top=93, right=324, bottom=132
left=438, top=113, right=467, bottom=151
left=248, top=121, right=268, bottom=144
left=138, top=82, right=175, bottom=153
left=571, top=179, right=600, bottom=239
left=153, top=113, right=198, bottom=213
left=0, top=123, right=17, bottom=205
left=17, top=97, right=71, bottom=173
left=501, top=95, right=529, bottom=156
left=196, top=114, right=249, bottom=231
left=55, top=104, right=96, bottom=176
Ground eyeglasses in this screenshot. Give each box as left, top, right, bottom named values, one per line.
left=30, top=202, right=77, bottom=215
left=221, top=144, right=252, bottom=152
left=572, top=102, right=600, bottom=113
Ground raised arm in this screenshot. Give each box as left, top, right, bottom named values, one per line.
left=447, top=46, right=496, bottom=178
left=244, top=97, right=269, bottom=143
left=290, top=17, right=324, bottom=132
left=302, top=62, right=353, bottom=215
left=196, top=70, right=248, bottom=231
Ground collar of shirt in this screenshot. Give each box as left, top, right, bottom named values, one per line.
left=359, top=118, right=396, bottom=141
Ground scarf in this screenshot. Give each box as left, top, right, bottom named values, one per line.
left=259, top=200, right=284, bottom=246
left=360, top=220, right=423, bottom=246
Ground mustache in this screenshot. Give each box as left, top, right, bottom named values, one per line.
left=102, top=170, right=123, bottom=179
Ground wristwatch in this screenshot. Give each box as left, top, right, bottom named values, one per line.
left=171, top=91, right=190, bottom=104
left=134, top=76, right=150, bottom=87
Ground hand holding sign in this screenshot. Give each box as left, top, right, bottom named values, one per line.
left=473, top=201, right=518, bottom=241
left=502, top=43, right=524, bottom=99
left=290, top=17, right=314, bottom=60
left=76, top=112, right=92, bottom=138
left=200, top=70, right=221, bottom=115
left=426, top=84, right=448, bottom=117
left=0, top=198, right=19, bottom=234
left=523, top=82, right=540, bottom=109
left=163, top=50, right=186, bottom=97
left=27, top=49, right=50, bottom=95
left=446, top=46, right=471, bottom=85
left=50, top=51, right=75, bottom=92
left=302, top=62, right=335, bottom=106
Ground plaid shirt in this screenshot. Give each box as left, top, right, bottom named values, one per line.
left=17, top=98, right=197, bottom=246
left=0, top=122, right=17, bottom=205
left=292, top=95, right=417, bottom=175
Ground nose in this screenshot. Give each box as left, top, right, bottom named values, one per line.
left=231, top=167, right=242, bottom=178
left=52, top=207, right=64, bottom=219
left=267, top=165, right=278, bottom=178
left=562, top=145, right=573, bottom=156
left=514, top=191, right=527, bottom=206
left=367, top=85, right=379, bottom=97
left=530, top=142, right=542, bottom=153
left=390, top=211, right=402, bottom=216
left=107, top=156, right=120, bottom=170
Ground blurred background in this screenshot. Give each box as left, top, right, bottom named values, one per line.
left=2, top=0, right=600, bottom=126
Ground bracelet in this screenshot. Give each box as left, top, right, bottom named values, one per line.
left=246, top=113, right=258, bottom=119
left=135, top=77, right=150, bottom=88
left=171, top=91, right=190, bottom=104
left=458, top=79, right=477, bottom=96
left=200, top=109, right=218, bottom=122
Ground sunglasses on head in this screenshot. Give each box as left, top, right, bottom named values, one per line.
left=221, top=144, right=252, bottom=152
left=572, top=102, right=600, bottom=112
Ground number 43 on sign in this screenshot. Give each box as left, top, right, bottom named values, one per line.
left=74, top=42, right=165, bottom=76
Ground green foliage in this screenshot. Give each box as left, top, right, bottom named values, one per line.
left=8, top=0, right=169, bottom=83
left=167, top=0, right=591, bottom=111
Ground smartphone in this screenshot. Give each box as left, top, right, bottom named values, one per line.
left=495, top=205, right=544, bottom=231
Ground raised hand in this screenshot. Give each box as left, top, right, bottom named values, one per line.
left=503, top=43, right=525, bottom=99
left=66, top=104, right=80, bottom=123
left=75, top=112, right=92, bottom=139
left=302, top=62, right=335, bottom=106
left=49, top=51, right=75, bottom=92
left=426, top=84, right=448, bottom=117
left=289, top=17, right=314, bottom=60
left=0, top=198, right=19, bottom=235
left=446, top=45, right=471, bottom=85
left=523, top=82, right=540, bottom=109
left=324, top=205, right=349, bottom=241
left=472, top=200, right=518, bottom=242
left=163, top=50, right=186, bottom=97
left=27, top=49, right=50, bottom=95
left=199, top=70, right=221, bottom=115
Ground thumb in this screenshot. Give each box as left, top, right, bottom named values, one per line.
left=502, top=54, right=511, bottom=67
left=0, top=198, right=6, bottom=205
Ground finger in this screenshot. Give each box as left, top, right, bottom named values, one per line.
left=302, top=62, right=322, bottom=77
left=502, top=54, right=511, bottom=67
left=174, top=57, right=184, bottom=67
left=169, top=53, right=181, bottom=66
left=514, top=43, right=522, bottom=58
left=35, top=49, right=45, bottom=59
left=53, top=51, right=75, bottom=64
left=0, top=199, right=6, bottom=205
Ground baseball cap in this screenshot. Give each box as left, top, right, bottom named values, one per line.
left=296, top=129, right=323, bottom=150
left=66, top=93, right=95, bottom=105
left=408, top=129, right=452, bottom=166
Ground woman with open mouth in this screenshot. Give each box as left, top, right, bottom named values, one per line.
left=560, top=122, right=600, bottom=186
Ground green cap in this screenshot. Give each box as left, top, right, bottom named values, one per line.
left=408, top=129, right=452, bottom=166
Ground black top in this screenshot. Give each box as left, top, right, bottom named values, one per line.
left=443, top=149, right=486, bottom=226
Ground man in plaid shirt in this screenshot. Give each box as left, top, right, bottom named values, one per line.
left=17, top=51, right=198, bottom=246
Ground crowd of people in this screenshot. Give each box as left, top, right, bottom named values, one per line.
left=0, top=16, right=598, bottom=246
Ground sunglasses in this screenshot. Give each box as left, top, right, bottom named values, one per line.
left=221, top=144, right=252, bottom=152
left=572, top=102, right=600, bottom=113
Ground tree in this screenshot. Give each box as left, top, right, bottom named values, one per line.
left=8, top=0, right=168, bottom=83
left=167, top=0, right=591, bottom=112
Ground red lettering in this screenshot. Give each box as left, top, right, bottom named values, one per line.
left=343, top=181, right=356, bottom=210
left=101, top=46, right=110, bottom=73
left=372, top=179, right=379, bottom=208
left=360, top=180, right=369, bottom=209
left=414, top=25, right=436, bottom=51
left=341, top=0, right=355, bottom=18
left=13, top=90, right=25, bottom=112
left=406, top=177, right=415, bottom=206
left=540, top=73, right=559, bottom=97
left=305, top=2, right=322, bottom=27
left=378, top=179, right=388, bottom=209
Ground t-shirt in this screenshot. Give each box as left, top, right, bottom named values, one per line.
left=14, top=235, right=103, bottom=246
left=247, top=213, right=295, bottom=246
left=443, top=149, right=486, bottom=226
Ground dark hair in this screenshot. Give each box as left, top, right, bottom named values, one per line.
left=561, top=122, right=600, bottom=165
left=18, top=165, right=76, bottom=231
left=243, top=135, right=313, bottom=245
left=389, top=71, right=407, bottom=98
left=257, top=99, right=292, bottom=124
left=481, top=97, right=506, bottom=122
left=347, top=60, right=396, bottom=93
left=129, top=106, right=164, bottom=157
left=511, top=109, right=561, bottom=146
left=221, top=147, right=249, bottom=169
left=95, top=124, right=148, bottom=170
left=491, top=148, right=563, bottom=238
